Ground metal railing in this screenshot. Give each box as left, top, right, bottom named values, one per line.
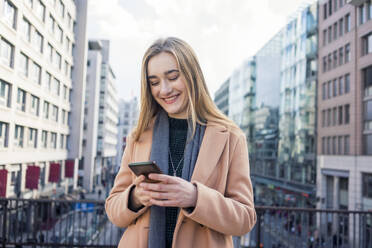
left=1, top=199, right=372, bottom=248
left=0, top=198, right=123, bottom=247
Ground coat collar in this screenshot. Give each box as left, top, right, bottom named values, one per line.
left=133, top=122, right=228, bottom=184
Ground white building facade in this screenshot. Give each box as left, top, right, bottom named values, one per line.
left=0, top=0, right=88, bottom=198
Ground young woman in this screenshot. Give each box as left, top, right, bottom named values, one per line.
left=105, top=37, right=256, bottom=248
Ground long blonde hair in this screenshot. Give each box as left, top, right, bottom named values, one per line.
left=133, top=37, right=237, bottom=141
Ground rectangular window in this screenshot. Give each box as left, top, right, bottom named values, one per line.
left=0, top=38, right=14, bottom=68
left=345, top=104, right=350, bottom=124
left=322, top=110, right=326, bottom=127
left=21, top=18, right=31, bottom=42
left=44, top=71, right=51, bottom=91
left=57, top=25, right=63, bottom=43
left=339, top=18, right=344, bottom=37
left=329, top=0, right=333, bottom=16
left=0, top=121, right=9, bottom=148
left=323, top=57, right=327, bottom=72
left=64, top=61, right=68, bottom=76
left=339, top=47, right=343, bottom=66
left=35, top=0, right=45, bottom=21
left=322, top=137, right=326, bottom=154
left=30, top=94, right=39, bottom=116
left=339, top=106, right=343, bottom=125
left=333, top=50, right=338, bottom=68
left=19, top=52, right=29, bottom=77
left=2, top=0, right=16, bottom=29
left=362, top=32, right=372, bottom=55
left=43, top=101, right=49, bottom=119
left=47, top=43, right=53, bottom=62
left=0, top=80, right=11, bottom=107
left=359, top=4, right=366, bottom=25
left=365, top=100, right=372, bottom=121
left=322, top=83, right=327, bottom=100
left=328, top=81, right=332, bottom=99
left=324, top=3, right=328, bottom=20
left=338, top=136, right=343, bottom=155
left=345, top=44, right=350, bottom=63
left=344, top=135, right=350, bottom=154
left=16, top=88, right=26, bottom=112
left=345, top=73, right=350, bottom=93
left=339, top=76, right=344, bottom=95
left=62, top=109, right=66, bottom=124
left=63, top=85, right=67, bottom=100
left=334, top=0, right=338, bottom=12
left=60, top=134, right=64, bottom=149
left=332, top=136, right=337, bottom=155
left=369, top=2, right=372, bottom=20
left=328, top=54, right=332, bottom=70
left=31, top=62, right=41, bottom=84
left=364, top=135, right=372, bottom=155
left=339, top=0, right=343, bottom=8
left=59, top=0, right=65, bottom=18
left=51, top=132, right=57, bottom=149
left=32, top=30, right=43, bottom=53
left=333, top=23, right=338, bottom=40
left=14, top=125, right=24, bottom=148
left=323, top=29, right=327, bottom=46
left=333, top=79, right=337, bottom=97
left=52, top=78, right=60, bottom=95
left=41, top=130, right=47, bottom=148
left=327, top=137, right=331, bottom=154
left=28, top=127, right=37, bottom=148
left=54, top=51, right=61, bottom=69
left=328, top=26, right=332, bottom=44
left=362, top=173, right=372, bottom=197
left=328, top=109, right=332, bottom=126
left=52, top=105, right=58, bottom=122
left=333, top=107, right=337, bottom=126
left=49, top=14, right=55, bottom=33
left=345, top=14, right=351, bottom=33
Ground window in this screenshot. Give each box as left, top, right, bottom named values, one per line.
left=364, top=135, right=372, bottom=155
left=0, top=121, right=9, bottom=148
left=328, top=26, right=332, bottom=44
left=345, top=44, right=350, bottom=63
left=339, top=18, right=344, bottom=37
left=2, top=0, right=16, bottom=29
left=359, top=4, right=366, bottom=25
left=62, top=109, right=66, bottom=124
left=333, top=23, right=338, bottom=40
left=328, top=54, right=332, bottom=70
left=54, top=51, right=61, bottom=69
left=323, top=57, right=327, bottom=72
left=338, top=136, right=343, bottom=154
left=19, top=53, right=28, bottom=77
left=332, top=137, right=337, bottom=155
left=324, top=3, right=328, bottom=20
left=327, top=137, right=331, bottom=154
left=322, top=110, right=326, bottom=127
left=322, top=137, right=326, bottom=154
left=328, top=81, right=332, bottom=99
left=56, top=25, right=63, bottom=43
left=35, top=0, right=45, bottom=21
left=369, top=1, right=372, bottom=20
left=323, top=29, right=327, bottom=46
left=333, top=50, right=338, bottom=68
left=21, top=18, right=31, bottom=42
left=327, top=109, right=332, bottom=126
left=333, top=79, right=337, bottom=97
left=41, top=130, right=47, bottom=148
left=63, top=85, right=68, bottom=100
left=362, top=174, right=372, bottom=197
left=59, top=0, right=65, bottom=18
left=322, top=83, right=327, bottom=100
left=333, top=107, right=337, bottom=126
left=28, top=128, right=37, bottom=148
left=345, top=14, right=351, bottom=33
left=31, top=62, right=41, bottom=84
left=64, top=61, right=68, bottom=76
left=339, top=0, right=344, bottom=8
left=0, top=38, right=14, bottom=68
left=344, top=135, right=349, bottom=154
left=47, top=43, right=53, bottom=62
left=43, top=101, right=49, bottom=119
left=44, top=71, right=51, bottom=91
left=339, top=76, right=344, bottom=95
left=362, top=33, right=372, bottom=55
left=51, top=132, right=57, bottom=148
left=339, top=106, right=343, bottom=125
left=60, top=134, right=64, bottom=148
left=49, top=15, right=55, bottom=33
left=16, top=88, right=26, bottom=112
left=67, top=13, right=72, bottom=29
left=14, top=125, right=24, bottom=148
left=345, top=104, right=350, bottom=124
left=345, top=74, right=350, bottom=93
left=30, top=95, right=39, bottom=116
left=65, top=37, right=70, bottom=52
left=52, top=105, right=58, bottom=122
left=52, top=78, right=60, bottom=95
left=329, top=0, right=333, bottom=16
left=339, top=47, right=343, bottom=66
left=32, top=30, right=43, bottom=53
left=0, top=80, right=10, bottom=107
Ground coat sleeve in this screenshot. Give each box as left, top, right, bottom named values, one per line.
left=182, top=133, right=256, bottom=236
left=105, top=135, right=149, bottom=228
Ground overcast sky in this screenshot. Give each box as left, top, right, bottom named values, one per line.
left=87, top=0, right=313, bottom=101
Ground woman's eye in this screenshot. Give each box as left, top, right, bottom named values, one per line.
left=169, top=75, right=179, bottom=81
left=150, top=81, right=159, bottom=86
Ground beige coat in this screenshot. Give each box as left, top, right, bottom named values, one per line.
left=105, top=121, right=256, bottom=248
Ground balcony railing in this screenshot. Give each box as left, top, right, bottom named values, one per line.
left=1, top=199, right=371, bottom=248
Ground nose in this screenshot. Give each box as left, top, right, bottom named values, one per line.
left=159, top=80, right=172, bottom=96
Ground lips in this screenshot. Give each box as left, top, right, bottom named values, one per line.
left=163, top=94, right=179, bottom=104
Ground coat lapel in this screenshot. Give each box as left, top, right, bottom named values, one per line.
left=133, top=127, right=153, bottom=162
left=191, top=124, right=228, bottom=184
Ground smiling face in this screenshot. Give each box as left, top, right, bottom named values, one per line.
left=147, top=52, right=189, bottom=119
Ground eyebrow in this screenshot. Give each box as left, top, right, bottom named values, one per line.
left=147, top=69, right=179, bottom=80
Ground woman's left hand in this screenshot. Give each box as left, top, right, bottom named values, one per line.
left=139, top=174, right=197, bottom=208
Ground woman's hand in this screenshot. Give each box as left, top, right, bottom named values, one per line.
left=131, top=175, right=152, bottom=208
left=140, top=174, right=197, bottom=208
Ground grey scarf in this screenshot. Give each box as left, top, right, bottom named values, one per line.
left=148, top=110, right=205, bottom=248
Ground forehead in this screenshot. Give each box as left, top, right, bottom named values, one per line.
left=147, top=52, right=179, bottom=76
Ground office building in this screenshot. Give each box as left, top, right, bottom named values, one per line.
left=214, top=78, right=230, bottom=116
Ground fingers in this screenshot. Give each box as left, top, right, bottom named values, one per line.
left=148, top=173, right=181, bottom=184
left=133, top=175, right=146, bottom=186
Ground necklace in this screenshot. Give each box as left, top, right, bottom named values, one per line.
left=168, top=147, right=184, bottom=177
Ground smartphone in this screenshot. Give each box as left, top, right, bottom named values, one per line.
left=128, top=161, right=163, bottom=183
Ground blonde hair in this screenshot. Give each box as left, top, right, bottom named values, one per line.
left=133, top=37, right=237, bottom=141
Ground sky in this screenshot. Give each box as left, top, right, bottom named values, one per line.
left=86, top=0, right=313, bottom=101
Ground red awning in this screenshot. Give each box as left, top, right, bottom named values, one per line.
left=0, top=169, right=8, bottom=197
left=49, top=163, right=60, bottom=183
left=25, top=165, right=40, bottom=190
left=65, top=160, right=74, bottom=178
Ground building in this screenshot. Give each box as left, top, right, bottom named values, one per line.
left=214, top=78, right=230, bottom=116
left=317, top=0, right=372, bottom=215
left=79, top=40, right=118, bottom=192
left=115, top=97, right=138, bottom=172
left=277, top=1, right=318, bottom=207
left=0, top=0, right=88, bottom=198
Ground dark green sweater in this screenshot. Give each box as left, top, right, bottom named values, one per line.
left=166, top=117, right=188, bottom=248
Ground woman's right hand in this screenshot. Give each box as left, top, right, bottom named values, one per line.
left=131, top=175, right=152, bottom=208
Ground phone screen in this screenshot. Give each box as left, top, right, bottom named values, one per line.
left=128, top=161, right=162, bottom=183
